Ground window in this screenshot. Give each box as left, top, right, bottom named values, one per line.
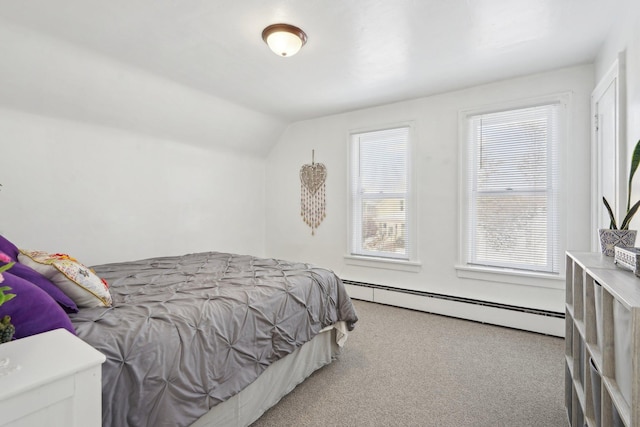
left=350, top=126, right=413, bottom=260
left=461, top=102, right=562, bottom=274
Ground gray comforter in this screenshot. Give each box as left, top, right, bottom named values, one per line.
left=70, top=251, right=358, bottom=427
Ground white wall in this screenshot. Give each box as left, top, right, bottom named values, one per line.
left=0, top=19, right=277, bottom=266
left=265, top=65, right=594, bottom=313
left=0, top=108, right=266, bottom=266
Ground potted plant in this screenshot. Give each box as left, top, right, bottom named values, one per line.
left=600, top=139, right=640, bottom=256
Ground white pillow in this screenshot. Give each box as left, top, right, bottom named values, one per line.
left=18, top=250, right=112, bottom=308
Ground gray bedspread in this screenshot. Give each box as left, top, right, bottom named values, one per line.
left=69, top=251, right=358, bottom=427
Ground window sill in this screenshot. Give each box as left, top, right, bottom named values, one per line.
left=455, top=264, right=565, bottom=289
left=344, top=255, right=422, bottom=272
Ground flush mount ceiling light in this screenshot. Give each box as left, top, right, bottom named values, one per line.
left=262, top=23, right=307, bottom=57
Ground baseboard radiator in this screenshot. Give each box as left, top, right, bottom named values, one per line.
left=342, top=279, right=565, bottom=337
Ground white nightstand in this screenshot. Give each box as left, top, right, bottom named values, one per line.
left=0, top=328, right=106, bottom=427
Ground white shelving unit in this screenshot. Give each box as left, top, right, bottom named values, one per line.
left=565, top=252, right=640, bottom=427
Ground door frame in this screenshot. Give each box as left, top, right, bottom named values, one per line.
left=591, top=54, right=627, bottom=250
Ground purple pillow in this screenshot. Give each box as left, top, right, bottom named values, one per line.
left=0, top=272, right=76, bottom=339
left=2, top=262, right=78, bottom=313
left=0, top=235, right=19, bottom=261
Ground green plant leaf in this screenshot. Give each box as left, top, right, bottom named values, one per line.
left=603, top=196, right=618, bottom=229
left=0, top=262, right=14, bottom=274
left=0, top=292, right=16, bottom=306
left=0, top=285, right=16, bottom=306
left=621, top=198, right=640, bottom=230
left=628, top=139, right=640, bottom=211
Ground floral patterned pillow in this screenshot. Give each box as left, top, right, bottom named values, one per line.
left=17, top=250, right=112, bottom=308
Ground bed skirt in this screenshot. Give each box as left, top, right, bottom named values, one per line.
left=190, top=324, right=344, bottom=427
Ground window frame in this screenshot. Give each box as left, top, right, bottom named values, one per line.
left=346, top=122, right=419, bottom=268
left=456, top=94, right=569, bottom=285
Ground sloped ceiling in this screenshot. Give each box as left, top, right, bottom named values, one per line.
left=0, top=0, right=629, bottom=155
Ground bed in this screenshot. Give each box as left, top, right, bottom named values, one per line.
left=65, top=251, right=358, bottom=427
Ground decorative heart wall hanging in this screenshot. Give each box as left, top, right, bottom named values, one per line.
left=300, top=150, right=327, bottom=235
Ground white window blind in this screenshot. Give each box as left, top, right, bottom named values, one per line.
left=465, top=104, right=560, bottom=273
left=350, top=126, right=411, bottom=260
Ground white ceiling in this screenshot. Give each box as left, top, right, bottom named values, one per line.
left=0, top=0, right=630, bottom=152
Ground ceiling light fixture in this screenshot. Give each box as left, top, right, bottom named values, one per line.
left=262, top=23, right=307, bottom=57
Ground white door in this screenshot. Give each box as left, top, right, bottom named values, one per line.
left=592, top=59, right=625, bottom=250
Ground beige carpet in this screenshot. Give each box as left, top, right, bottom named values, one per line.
left=251, top=299, right=566, bottom=427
